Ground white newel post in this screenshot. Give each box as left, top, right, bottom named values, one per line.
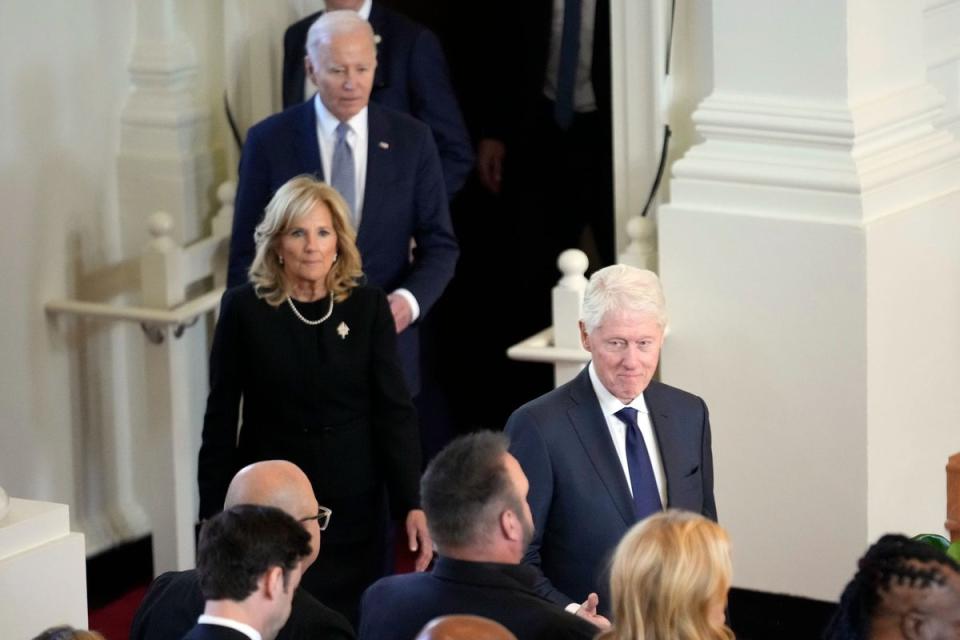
left=210, top=181, right=236, bottom=292
left=660, top=0, right=960, bottom=601
left=141, top=213, right=196, bottom=573
left=617, top=216, right=658, bottom=270
left=551, top=250, right=589, bottom=386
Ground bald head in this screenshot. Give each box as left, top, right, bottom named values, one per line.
left=224, top=460, right=322, bottom=568
left=415, top=616, right=518, bottom=640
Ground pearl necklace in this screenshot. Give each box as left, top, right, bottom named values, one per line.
left=286, top=295, right=334, bottom=326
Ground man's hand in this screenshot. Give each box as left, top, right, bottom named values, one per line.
left=387, top=293, right=413, bottom=333
left=476, top=138, right=506, bottom=194
left=405, top=509, right=433, bottom=572
left=575, top=593, right=611, bottom=630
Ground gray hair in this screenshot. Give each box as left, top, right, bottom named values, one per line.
left=306, top=10, right=376, bottom=64
left=420, top=431, right=523, bottom=551
left=580, top=264, right=668, bottom=333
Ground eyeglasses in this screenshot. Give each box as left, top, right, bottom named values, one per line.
left=300, top=505, right=332, bottom=531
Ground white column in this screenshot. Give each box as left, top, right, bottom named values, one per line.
left=117, top=0, right=218, bottom=248
left=660, top=0, right=960, bottom=600
left=609, top=0, right=668, bottom=255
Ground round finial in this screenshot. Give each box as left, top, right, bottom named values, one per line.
left=0, top=486, right=9, bottom=522
left=557, top=248, right=589, bottom=277
left=217, top=180, right=237, bottom=207
left=627, top=216, right=656, bottom=242
left=148, top=211, right=174, bottom=239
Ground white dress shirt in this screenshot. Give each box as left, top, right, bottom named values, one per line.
left=587, top=362, right=667, bottom=506
left=314, top=95, right=369, bottom=225
left=543, top=0, right=598, bottom=113
left=197, top=614, right=262, bottom=640
left=312, top=95, right=420, bottom=321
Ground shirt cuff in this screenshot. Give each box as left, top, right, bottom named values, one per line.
left=392, top=288, right=420, bottom=322
left=565, top=602, right=580, bottom=614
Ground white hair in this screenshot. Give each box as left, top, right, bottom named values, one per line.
left=580, top=265, right=668, bottom=332
left=305, top=10, right=376, bottom=64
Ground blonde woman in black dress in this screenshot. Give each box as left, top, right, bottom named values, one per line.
left=198, top=175, right=431, bottom=624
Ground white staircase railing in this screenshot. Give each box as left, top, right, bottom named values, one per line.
left=44, top=180, right=235, bottom=574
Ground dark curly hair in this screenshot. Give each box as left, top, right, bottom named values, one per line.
left=823, top=534, right=960, bottom=639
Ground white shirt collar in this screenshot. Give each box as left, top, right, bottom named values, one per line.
left=197, top=614, right=262, bottom=640
left=587, top=361, right=649, bottom=416
left=357, top=0, right=372, bottom=20
left=313, top=94, right=368, bottom=142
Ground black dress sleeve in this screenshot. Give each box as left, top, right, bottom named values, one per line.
left=368, top=290, right=422, bottom=518
left=197, top=288, right=244, bottom=518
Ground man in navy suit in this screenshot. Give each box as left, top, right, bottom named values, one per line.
left=505, top=265, right=718, bottom=617
left=357, top=431, right=601, bottom=640
left=281, top=0, right=473, bottom=199
left=227, top=10, right=458, bottom=393
left=183, top=505, right=312, bottom=640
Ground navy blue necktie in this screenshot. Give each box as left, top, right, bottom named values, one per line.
left=554, top=0, right=581, bottom=129
left=331, top=122, right=356, bottom=224
left=615, top=407, right=663, bottom=520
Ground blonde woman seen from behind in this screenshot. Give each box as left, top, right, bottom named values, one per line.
left=600, top=510, right=735, bottom=640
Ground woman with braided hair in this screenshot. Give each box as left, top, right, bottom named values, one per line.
left=824, top=534, right=960, bottom=640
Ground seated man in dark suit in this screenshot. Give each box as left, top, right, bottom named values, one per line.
left=131, top=461, right=354, bottom=640
left=357, top=431, right=599, bottom=640
left=182, top=504, right=311, bottom=640
left=506, top=265, right=718, bottom=617
left=282, top=0, right=473, bottom=199
left=228, top=10, right=458, bottom=395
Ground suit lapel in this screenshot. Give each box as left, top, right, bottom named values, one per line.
left=567, top=368, right=637, bottom=526
left=360, top=104, right=389, bottom=239
left=292, top=101, right=324, bottom=180
left=644, top=383, right=681, bottom=508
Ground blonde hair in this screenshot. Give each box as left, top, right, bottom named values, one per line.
left=249, top=175, right=363, bottom=306
left=599, top=510, right=734, bottom=640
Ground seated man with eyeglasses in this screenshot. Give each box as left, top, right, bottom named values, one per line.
left=132, top=460, right=354, bottom=640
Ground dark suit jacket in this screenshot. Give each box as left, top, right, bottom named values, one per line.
left=504, top=367, right=717, bottom=616
left=131, top=568, right=355, bottom=640
left=481, top=0, right=611, bottom=142
left=357, top=556, right=596, bottom=640
left=282, top=3, right=473, bottom=197
left=182, top=624, right=251, bottom=640
left=226, top=100, right=459, bottom=392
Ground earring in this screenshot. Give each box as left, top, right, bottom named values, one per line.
left=333, top=253, right=339, bottom=263
left=278, top=254, right=284, bottom=265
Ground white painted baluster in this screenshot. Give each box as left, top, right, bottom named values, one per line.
left=617, top=215, right=658, bottom=271
left=211, top=181, right=236, bottom=291
left=551, top=249, right=589, bottom=386
left=139, top=212, right=196, bottom=573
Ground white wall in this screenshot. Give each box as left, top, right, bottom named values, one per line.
left=657, top=0, right=960, bottom=603
left=0, top=2, right=227, bottom=555
left=865, top=196, right=960, bottom=541
left=0, top=1, right=134, bottom=551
